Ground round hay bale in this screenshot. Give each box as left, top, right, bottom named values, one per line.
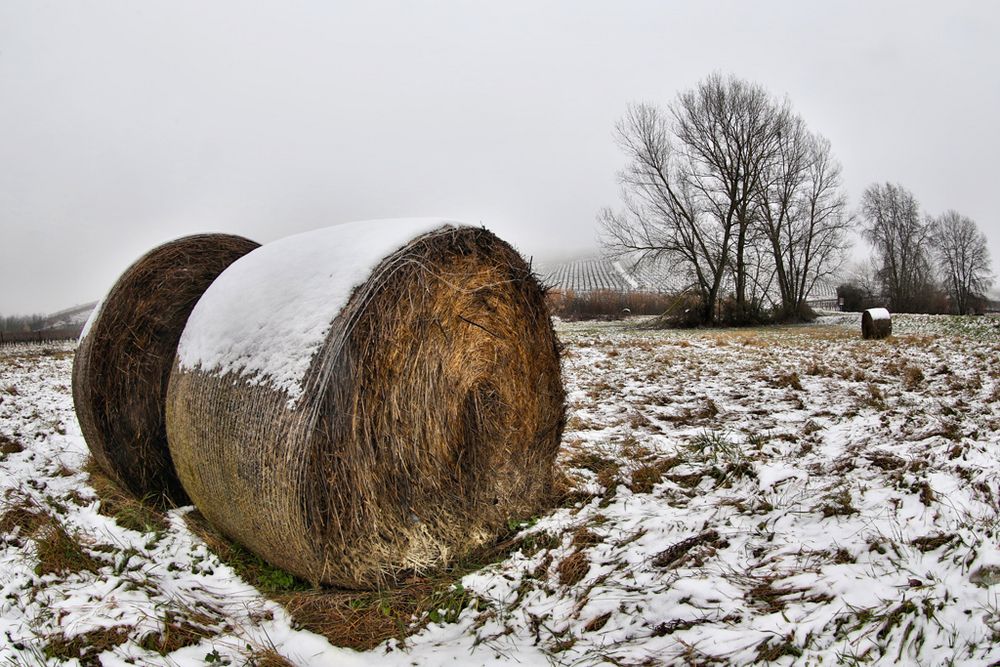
left=73, top=234, right=260, bottom=506
left=861, top=307, right=892, bottom=339
left=166, top=219, right=565, bottom=588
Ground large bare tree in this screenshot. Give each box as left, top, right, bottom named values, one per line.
left=931, top=211, right=994, bottom=314
left=672, top=74, right=786, bottom=321
left=755, top=120, right=852, bottom=319
left=859, top=182, right=935, bottom=312
left=599, top=102, right=729, bottom=324
left=602, top=73, right=848, bottom=325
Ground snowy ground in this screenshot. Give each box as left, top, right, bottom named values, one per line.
left=1, top=314, right=998, bottom=666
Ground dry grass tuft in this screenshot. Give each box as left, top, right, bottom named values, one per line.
left=34, top=519, right=101, bottom=577
left=652, top=530, right=722, bottom=568
left=773, top=372, right=803, bottom=391
left=557, top=550, right=590, bottom=586
left=902, top=365, right=925, bottom=390
left=629, top=457, right=682, bottom=494
left=0, top=433, right=24, bottom=456
left=0, top=493, right=46, bottom=547
left=84, top=458, right=169, bottom=536
left=138, top=609, right=220, bottom=655
left=245, top=649, right=297, bottom=667
left=43, top=626, right=131, bottom=666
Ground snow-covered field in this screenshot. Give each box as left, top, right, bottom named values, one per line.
left=1, top=314, right=998, bottom=666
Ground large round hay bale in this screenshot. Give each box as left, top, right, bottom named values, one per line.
left=861, top=307, right=892, bottom=339
left=166, top=219, right=565, bottom=588
left=73, top=234, right=260, bottom=506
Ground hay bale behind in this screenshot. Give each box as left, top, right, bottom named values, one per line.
left=166, top=220, right=565, bottom=588
left=861, top=307, right=892, bottom=339
left=73, top=234, right=260, bottom=506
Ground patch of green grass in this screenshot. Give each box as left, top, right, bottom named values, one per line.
left=425, top=583, right=476, bottom=624
left=686, top=430, right=745, bottom=465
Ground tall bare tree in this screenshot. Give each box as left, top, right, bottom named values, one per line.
left=602, top=73, right=848, bottom=325
left=599, top=102, right=730, bottom=324
left=756, top=120, right=852, bottom=319
left=931, top=211, right=994, bottom=314
left=859, top=182, right=934, bottom=312
left=671, top=74, right=786, bottom=321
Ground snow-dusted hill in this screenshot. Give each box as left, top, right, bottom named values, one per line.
left=1, top=314, right=998, bottom=665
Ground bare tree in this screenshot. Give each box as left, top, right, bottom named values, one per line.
left=599, top=102, right=730, bottom=325
left=931, top=211, right=994, bottom=314
left=602, top=73, right=847, bottom=325
left=859, top=182, right=935, bottom=312
left=672, top=74, right=786, bottom=321
left=755, top=121, right=852, bottom=319
left=602, top=74, right=792, bottom=325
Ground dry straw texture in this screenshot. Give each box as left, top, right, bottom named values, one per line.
left=72, top=234, right=260, bottom=506
left=166, top=225, right=565, bottom=588
left=861, top=309, right=892, bottom=339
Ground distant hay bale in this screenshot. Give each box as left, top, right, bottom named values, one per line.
left=72, top=234, right=260, bottom=506
left=861, top=307, right=892, bottom=339
left=166, top=220, right=565, bottom=588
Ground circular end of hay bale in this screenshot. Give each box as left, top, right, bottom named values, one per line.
left=166, top=221, right=565, bottom=587
left=72, top=233, right=260, bottom=506
left=861, top=307, right=892, bottom=339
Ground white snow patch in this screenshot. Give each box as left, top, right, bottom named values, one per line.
left=177, top=218, right=461, bottom=404
left=865, top=307, right=891, bottom=320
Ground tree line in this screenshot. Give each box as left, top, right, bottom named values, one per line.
left=601, top=73, right=994, bottom=325
left=0, top=313, right=47, bottom=333
left=842, top=183, right=994, bottom=315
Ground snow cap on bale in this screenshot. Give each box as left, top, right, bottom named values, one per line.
left=166, top=218, right=565, bottom=588
left=862, top=307, right=892, bottom=339
left=72, top=234, right=261, bottom=506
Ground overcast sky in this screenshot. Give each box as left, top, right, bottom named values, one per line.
left=2, top=1, right=998, bottom=314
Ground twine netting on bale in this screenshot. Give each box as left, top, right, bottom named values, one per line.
left=861, top=307, right=892, bottom=339
left=166, top=219, right=565, bottom=588
left=72, top=234, right=260, bottom=506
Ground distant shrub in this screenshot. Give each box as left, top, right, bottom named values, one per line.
left=546, top=289, right=675, bottom=320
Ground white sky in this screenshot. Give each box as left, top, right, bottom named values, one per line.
left=2, top=1, right=998, bottom=314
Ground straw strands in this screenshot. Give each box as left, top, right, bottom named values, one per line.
left=72, top=234, right=260, bottom=506
left=166, top=221, right=565, bottom=588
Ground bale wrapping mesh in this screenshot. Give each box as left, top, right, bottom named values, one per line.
left=72, top=234, right=260, bottom=506
left=861, top=308, right=892, bottom=339
left=166, top=221, right=565, bottom=587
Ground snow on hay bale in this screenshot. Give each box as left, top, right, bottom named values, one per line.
left=861, top=307, right=892, bottom=339
left=165, top=219, right=565, bottom=588
left=73, top=234, right=260, bottom=506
